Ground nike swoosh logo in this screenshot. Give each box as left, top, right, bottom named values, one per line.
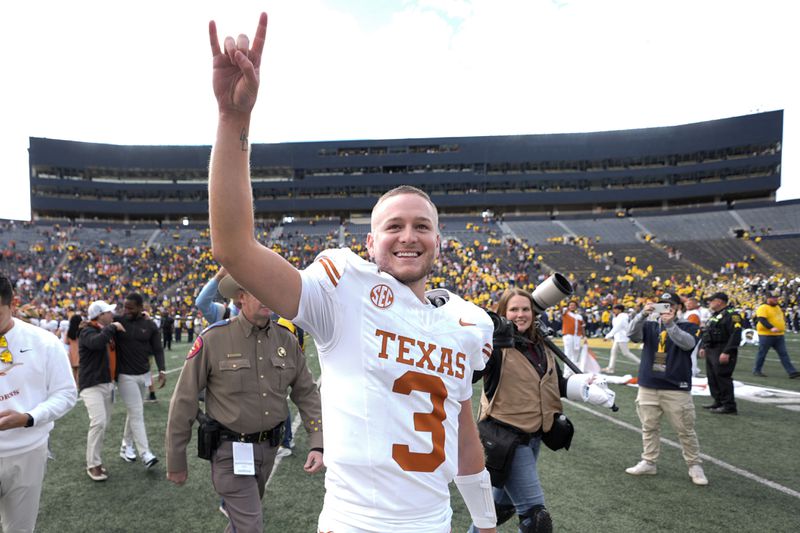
left=20, top=349, right=32, bottom=353
left=459, top=319, right=476, bottom=327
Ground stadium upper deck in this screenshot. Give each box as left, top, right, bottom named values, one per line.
left=29, top=110, right=782, bottom=221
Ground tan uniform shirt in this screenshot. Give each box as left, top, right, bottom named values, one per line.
left=166, top=314, right=323, bottom=472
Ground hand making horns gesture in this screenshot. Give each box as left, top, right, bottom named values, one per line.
left=209, top=12, right=268, bottom=116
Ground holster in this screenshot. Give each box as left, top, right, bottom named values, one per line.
left=197, top=411, right=221, bottom=461
left=478, top=417, right=527, bottom=487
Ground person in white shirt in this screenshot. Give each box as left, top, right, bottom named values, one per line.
left=0, top=274, right=78, bottom=533
left=205, top=13, right=496, bottom=532
left=603, top=304, right=640, bottom=373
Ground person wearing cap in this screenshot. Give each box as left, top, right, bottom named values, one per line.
left=753, top=292, right=800, bottom=378
left=165, top=274, right=324, bottom=533
left=78, top=300, right=125, bottom=481
left=0, top=274, right=77, bottom=532
left=625, top=292, right=708, bottom=486
left=699, top=293, right=742, bottom=414
left=195, top=266, right=241, bottom=324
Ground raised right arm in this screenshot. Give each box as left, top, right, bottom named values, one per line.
left=207, top=13, right=302, bottom=320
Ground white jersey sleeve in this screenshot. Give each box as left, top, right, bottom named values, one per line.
left=294, top=248, right=351, bottom=352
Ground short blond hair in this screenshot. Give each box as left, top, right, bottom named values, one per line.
left=370, top=185, right=439, bottom=233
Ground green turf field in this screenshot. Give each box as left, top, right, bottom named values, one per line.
left=35, top=335, right=800, bottom=532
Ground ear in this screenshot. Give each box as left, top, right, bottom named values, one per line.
left=366, top=232, right=375, bottom=259
left=435, top=233, right=441, bottom=259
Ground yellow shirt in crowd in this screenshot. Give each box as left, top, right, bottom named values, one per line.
left=756, top=303, right=785, bottom=336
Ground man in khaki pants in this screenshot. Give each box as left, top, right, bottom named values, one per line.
left=0, top=274, right=77, bottom=532
left=165, top=276, right=324, bottom=533
left=624, top=293, right=708, bottom=486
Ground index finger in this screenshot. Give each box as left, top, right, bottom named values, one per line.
left=209, top=20, right=222, bottom=57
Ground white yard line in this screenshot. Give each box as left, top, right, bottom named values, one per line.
left=565, top=399, right=800, bottom=500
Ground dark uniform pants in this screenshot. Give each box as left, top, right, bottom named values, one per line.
left=706, top=347, right=737, bottom=409
left=211, top=440, right=278, bottom=533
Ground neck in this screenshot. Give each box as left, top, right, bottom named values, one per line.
left=0, top=318, right=14, bottom=337
left=242, top=310, right=269, bottom=329
left=405, top=279, right=428, bottom=304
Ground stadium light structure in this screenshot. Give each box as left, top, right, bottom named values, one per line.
left=181, top=217, right=189, bottom=227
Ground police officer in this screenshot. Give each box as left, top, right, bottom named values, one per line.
left=699, top=292, right=742, bottom=415
left=165, top=275, right=324, bottom=533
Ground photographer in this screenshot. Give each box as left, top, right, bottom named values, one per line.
left=471, top=288, right=615, bottom=533
left=625, top=293, right=708, bottom=486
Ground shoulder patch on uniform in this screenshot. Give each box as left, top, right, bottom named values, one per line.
left=731, top=314, right=742, bottom=323
left=200, top=319, right=230, bottom=335
left=186, top=336, right=204, bottom=360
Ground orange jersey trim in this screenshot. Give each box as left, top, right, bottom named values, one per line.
left=318, top=256, right=341, bottom=287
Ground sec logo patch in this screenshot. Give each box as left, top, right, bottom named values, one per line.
left=370, top=284, right=394, bottom=309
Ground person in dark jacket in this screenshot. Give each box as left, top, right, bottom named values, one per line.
left=625, top=293, right=707, bottom=486
left=699, top=292, right=742, bottom=414
left=114, top=292, right=165, bottom=468
left=470, top=288, right=616, bottom=533
left=78, top=300, right=124, bottom=481
left=161, top=310, right=174, bottom=350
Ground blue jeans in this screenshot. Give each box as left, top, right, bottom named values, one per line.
left=754, top=335, right=797, bottom=375
left=468, top=436, right=544, bottom=532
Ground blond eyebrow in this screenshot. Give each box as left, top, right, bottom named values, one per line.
left=380, top=216, right=435, bottom=226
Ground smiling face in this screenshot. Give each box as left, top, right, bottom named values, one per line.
left=123, top=298, right=142, bottom=319
left=367, top=192, right=440, bottom=299
left=505, top=294, right=534, bottom=334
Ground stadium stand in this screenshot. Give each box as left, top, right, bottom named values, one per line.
left=6, top=110, right=797, bottom=332
left=736, top=200, right=800, bottom=235
left=28, top=111, right=782, bottom=220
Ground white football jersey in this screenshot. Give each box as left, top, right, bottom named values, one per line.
left=295, top=248, right=493, bottom=531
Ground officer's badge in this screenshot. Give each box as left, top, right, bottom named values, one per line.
left=277, top=347, right=287, bottom=358
left=732, top=314, right=742, bottom=323
left=187, top=337, right=204, bottom=360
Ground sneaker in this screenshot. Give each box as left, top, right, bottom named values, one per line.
left=790, top=372, right=800, bottom=379
left=119, top=444, right=137, bottom=463
left=752, top=371, right=767, bottom=377
left=86, top=466, right=108, bottom=481
left=710, top=406, right=737, bottom=415
left=689, top=464, right=708, bottom=485
left=625, top=460, right=657, bottom=476
left=276, top=446, right=292, bottom=459
left=145, top=392, right=158, bottom=403
left=702, top=403, right=722, bottom=410
left=142, top=451, right=159, bottom=469
left=601, top=367, right=615, bottom=374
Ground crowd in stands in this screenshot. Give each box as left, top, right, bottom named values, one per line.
left=2, top=220, right=798, bottom=338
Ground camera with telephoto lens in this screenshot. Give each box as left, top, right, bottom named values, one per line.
left=488, top=273, right=573, bottom=348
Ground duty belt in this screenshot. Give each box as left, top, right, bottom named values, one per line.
left=220, top=421, right=285, bottom=445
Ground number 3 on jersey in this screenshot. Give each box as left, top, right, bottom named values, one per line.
left=391, top=370, right=447, bottom=472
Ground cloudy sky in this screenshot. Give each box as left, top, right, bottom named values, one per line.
left=1, top=0, right=797, bottom=220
